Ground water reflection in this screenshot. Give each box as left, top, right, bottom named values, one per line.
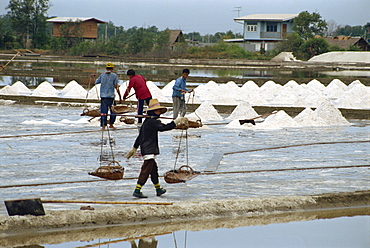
left=1, top=207, right=369, bottom=248
left=1, top=60, right=369, bottom=87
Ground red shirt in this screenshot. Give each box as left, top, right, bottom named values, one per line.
left=124, top=75, right=152, bottom=100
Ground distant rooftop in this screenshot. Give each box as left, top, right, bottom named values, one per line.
left=234, top=14, right=298, bottom=22
left=47, top=17, right=106, bottom=23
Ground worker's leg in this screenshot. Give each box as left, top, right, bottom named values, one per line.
left=137, top=99, right=144, bottom=124
left=109, top=99, right=117, bottom=127
left=148, top=160, right=166, bottom=196
left=172, top=97, right=180, bottom=119
left=100, top=98, right=110, bottom=127
left=179, top=98, right=187, bottom=117
left=133, top=159, right=155, bottom=198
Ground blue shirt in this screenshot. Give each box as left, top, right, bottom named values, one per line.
left=172, top=76, right=190, bottom=98
left=95, top=72, right=119, bottom=98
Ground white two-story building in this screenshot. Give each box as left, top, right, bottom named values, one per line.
left=227, top=14, right=298, bottom=52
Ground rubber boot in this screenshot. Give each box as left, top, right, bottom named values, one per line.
left=133, top=190, right=148, bottom=198
left=156, top=188, right=166, bottom=196
left=133, top=184, right=147, bottom=198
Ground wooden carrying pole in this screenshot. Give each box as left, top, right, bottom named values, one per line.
left=0, top=52, right=21, bottom=71
left=42, top=199, right=173, bottom=205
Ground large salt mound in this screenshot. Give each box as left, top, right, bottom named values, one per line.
left=226, top=101, right=258, bottom=120
left=60, top=80, right=87, bottom=99
left=161, top=80, right=175, bottom=101
left=119, top=81, right=136, bottom=101
left=192, top=81, right=218, bottom=103
left=324, top=79, right=347, bottom=99
left=271, top=86, right=301, bottom=106
left=335, top=83, right=370, bottom=109
left=186, top=102, right=223, bottom=122
left=260, top=80, right=282, bottom=103
left=314, top=99, right=350, bottom=126
left=308, top=51, right=370, bottom=63
left=0, top=85, right=18, bottom=95
left=32, top=81, right=59, bottom=97
left=87, top=84, right=100, bottom=99
left=215, top=81, right=240, bottom=105
left=294, top=107, right=328, bottom=127
left=255, top=110, right=299, bottom=129
left=11, top=81, right=32, bottom=95
left=147, top=81, right=166, bottom=102
left=232, top=110, right=299, bottom=129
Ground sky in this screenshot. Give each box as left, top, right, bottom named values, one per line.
left=0, top=0, right=369, bottom=34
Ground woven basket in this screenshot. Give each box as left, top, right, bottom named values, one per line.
left=164, top=165, right=200, bottom=184
left=89, top=161, right=124, bottom=180
left=175, top=120, right=202, bottom=130
left=119, top=116, right=135, bottom=124
left=112, top=105, right=136, bottom=114
left=80, top=108, right=100, bottom=118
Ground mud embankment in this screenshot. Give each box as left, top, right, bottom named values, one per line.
left=1, top=190, right=369, bottom=236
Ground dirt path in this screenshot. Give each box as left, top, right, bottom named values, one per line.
left=1, top=190, right=369, bottom=236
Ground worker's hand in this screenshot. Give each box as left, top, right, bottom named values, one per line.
left=174, top=117, right=188, bottom=126
left=90, top=74, right=96, bottom=78
left=125, top=147, right=137, bottom=159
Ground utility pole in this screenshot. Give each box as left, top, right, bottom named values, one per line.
left=233, top=7, right=242, bottom=17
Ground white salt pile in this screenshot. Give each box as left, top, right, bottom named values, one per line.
left=32, top=81, right=59, bottom=97
left=161, top=80, right=175, bottom=100
left=252, top=110, right=299, bottom=129
left=324, top=79, right=347, bottom=99
left=294, top=108, right=328, bottom=127
left=0, top=85, right=18, bottom=95
left=186, top=102, right=223, bottom=122
left=60, top=80, right=87, bottom=99
left=1, top=78, right=369, bottom=110
left=87, top=84, right=100, bottom=99
left=226, top=101, right=258, bottom=120
left=11, top=81, right=32, bottom=95
left=314, top=99, right=350, bottom=126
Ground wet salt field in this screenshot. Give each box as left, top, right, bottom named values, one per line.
left=0, top=104, right=369, bottom=213
left=0, top=103, right=369, bottom=247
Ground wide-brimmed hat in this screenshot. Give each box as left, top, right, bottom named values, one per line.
left=145, top=99, right=167, bottom=114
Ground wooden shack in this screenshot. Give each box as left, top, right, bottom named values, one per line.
left=47, top=17, right=106, bottom=40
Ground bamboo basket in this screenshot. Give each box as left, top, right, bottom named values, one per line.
left=164, top=165, right=200, bottom=184
left=112, top=105, right=136, bottom=114
left=119, top=116, right=135, bottom=124
left=175, top=120, right=202, bottom=130
left=88, top=161, right=124, bottom=180
left=80, top=108, right=100, bottom=118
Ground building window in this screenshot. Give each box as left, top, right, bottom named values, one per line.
left=247, top=22, right=257, bottom=32
left=267, top=22, right=278, bottom=32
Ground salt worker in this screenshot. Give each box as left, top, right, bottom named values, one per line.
left=125, top=99, right=188, bottom=198
left=92, top=62, right=122, bottom=130
left=172, top=68, right=193, bottom=118
left=122, top=69, right=152, bottom=125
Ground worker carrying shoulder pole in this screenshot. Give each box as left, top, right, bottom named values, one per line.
left=125, top=99, right=188, bottom=198
left=172, top=68, right=193, bottom=119
left=91, top=62, right=122, bottom=130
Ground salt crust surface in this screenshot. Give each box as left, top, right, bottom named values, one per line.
left=0, top=79, right=363, bottom=128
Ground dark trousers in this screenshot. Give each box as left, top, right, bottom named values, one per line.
left=100, top=97, right=116, bottom=127
left=137, top=97, right=152, bottom=123
left=137, top=159, right=159, bottom=186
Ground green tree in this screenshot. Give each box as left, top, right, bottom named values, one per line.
left=0, top=15, right=16, bottom=49
left=6, top=0, right=50, bottom=48
left=300, top=37, right=329, bottom=60
left=293, top=11, right=327, bottom=40
left=334, top=25, right=366, bottom=36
